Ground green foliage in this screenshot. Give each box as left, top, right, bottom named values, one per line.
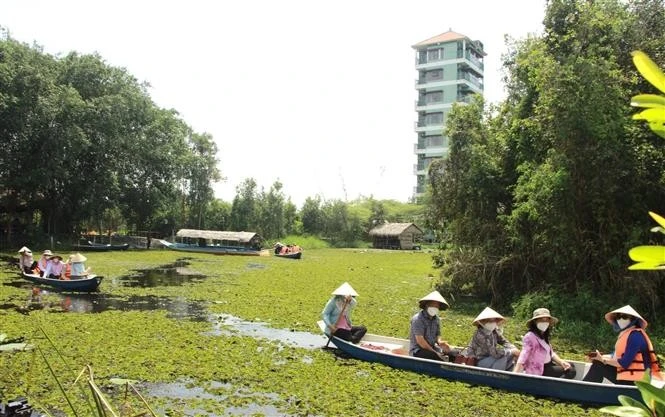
left=601, top=373, right=665, bottom=416
left=427, top=0, right=665, bottom=307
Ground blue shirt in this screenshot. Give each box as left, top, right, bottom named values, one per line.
left=321, top=296, right=357, bottom=336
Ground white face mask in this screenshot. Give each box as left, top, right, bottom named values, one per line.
left=427, top=307, right=439, bottom=317
left=482, top=322, right=497, bottom=332
left=536, top=322, right=549, bottom=332
left=617, top=318, right=632, bottom=330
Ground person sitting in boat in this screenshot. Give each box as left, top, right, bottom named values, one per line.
left=65, top=253, right=91, bottom=279
left=42, top=254, right=65, bottom=279
left=274, top=242, right=284, bottom=255
left=18, top=246, right=38, bottom=274
left=583, top=305, right=661, bottom=384
left=409, top=290, right=459, bottom=362
left=36, top=249, right=53, bottom=276
left=466, top=307, right=520, bottom=371
left=321, top=282, right=367, bottom=344
left=513, top=308, right=576, bottom=379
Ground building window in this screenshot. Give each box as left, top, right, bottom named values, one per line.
left=424, top=69, right=443, bottom=82
left=424, top=113, right=443, bottom=125
left=425, top=91, right=443, bottom=104
left=426, top=135, right=443, bottom=147
left=427, top=48, right=441, bottom=62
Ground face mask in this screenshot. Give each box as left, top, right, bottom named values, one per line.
left=427, top=307, right=439, bottom=317
left=617, top=318, right=632, bottom=330
left=482, top=322, right=497, bottom=332
left=536, top=322, right=549, bottom=332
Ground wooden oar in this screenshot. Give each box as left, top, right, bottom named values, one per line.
left=325, top=297, right=350, bottom=348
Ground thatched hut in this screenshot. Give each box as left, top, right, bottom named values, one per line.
left=368, top=223, right=423, bottom=250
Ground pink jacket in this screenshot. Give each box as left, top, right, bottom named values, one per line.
left=516, top=331, right=553, bottom=375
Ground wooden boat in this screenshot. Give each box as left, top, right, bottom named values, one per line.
left=157, top=229, right=269, bottom=256
left=275, top=251, right=302, bottom=259
left=317, top=321, right=642, bottom=405
left=20, top=271, right=103, bottom=292
left=72, top=241, right=130, bottom=252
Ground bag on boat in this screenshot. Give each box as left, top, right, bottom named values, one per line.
left=453, top=349, right=477, bottom=366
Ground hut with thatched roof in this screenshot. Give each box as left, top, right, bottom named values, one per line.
left=368, top=223, right=423, bottom=250
left=175, top=229, right=264, bottom=250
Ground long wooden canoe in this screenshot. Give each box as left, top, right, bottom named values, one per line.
left=20, top=271, right=103, bottom=292
left=318, top=321, right=643, bottom=405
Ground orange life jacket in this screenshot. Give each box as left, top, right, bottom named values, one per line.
left=615, top=327, right=661, bottom=381
left=64, top=263, right=71, bottom=278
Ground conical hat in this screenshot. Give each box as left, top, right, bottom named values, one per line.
left=69, top=253, right=87, bottom=263
left=418, top=291, right=449, bottom=310
left=605, top=305, right=647, bottom=329
left=331, top=282, right=358, bottom=296
left=18, top=246, right=31, bottom=254
left=472, top=307, right=505, bottom=326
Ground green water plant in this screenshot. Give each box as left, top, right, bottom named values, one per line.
left=601, top=372, right=665, bottom=417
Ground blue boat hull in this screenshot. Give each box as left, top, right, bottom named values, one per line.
left=21, top=272, right=103, bottom=292
left=328, top=332, right=641, bottom=405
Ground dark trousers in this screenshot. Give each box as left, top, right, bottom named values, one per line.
left=413, top=348, right=459, bottom=362
left=582, top=362, right=634, bottom=385
left=334, top=326, right=367, bottom=344
left=543, top=361, right=577, bottom=379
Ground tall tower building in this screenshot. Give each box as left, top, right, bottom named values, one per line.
left=412, top=30, right=485, bottom=199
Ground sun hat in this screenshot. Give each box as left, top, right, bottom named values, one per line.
left=49, top=255, right=63, bottom=261
left=604, top=305, right=647, bottom=329
left=69, top=253, right=87, bottom=263
left=18, top=246, right=31, bottom=254
left=526, top=308, right=559, bottom=326
left=418, top=291, right=449, bottom=310
left=42, top=250, right=53, bottom=256
left=472, top=307, right=505, bottom=326
left=331, top=282, right=359, bottom=297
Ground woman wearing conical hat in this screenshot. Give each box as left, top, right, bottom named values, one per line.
left=321, top=282, right=367, bottom=344
left=408, top=290, right=459, bottom=362
left=514, top=308, right=576, bottom=379
left=18, top=247, right=37, bottom=274
left=583, top=305, right=661, bottom=384
left=466, top=307, right=520, bottom=371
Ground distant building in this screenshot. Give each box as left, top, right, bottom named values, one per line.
left=368, top=223, right=423, bottom=250
left=412, top=30, right=485, bottom=199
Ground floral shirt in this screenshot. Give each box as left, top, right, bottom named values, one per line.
left=467, top=328, right=516, bottom=359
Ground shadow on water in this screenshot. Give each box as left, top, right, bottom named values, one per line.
left=144, top=379, right=288, bottom=417
left=206, top=314, right=329, bottom=350
left=114, top=259, right=207, bottom=287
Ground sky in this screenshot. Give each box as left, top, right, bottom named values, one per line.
left=0, top=0, right=546, bottom=207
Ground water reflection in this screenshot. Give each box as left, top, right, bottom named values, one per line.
left=144, top=379, right=285, bottom=416
left=206, top=314, right=329, bottom=350
left=115, top=259, right=206, bottom=287
left=7, top=289, right=208, bottom=321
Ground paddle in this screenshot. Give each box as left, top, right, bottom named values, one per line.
left=325, top=297, right=350, bottom=348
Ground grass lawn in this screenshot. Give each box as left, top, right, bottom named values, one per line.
left=0, top=248, right=607, bottom=416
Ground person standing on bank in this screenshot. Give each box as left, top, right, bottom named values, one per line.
left=409, top=290, right=458, bottom=362
left=583, top=305, right=661, bottom=384
left=466, top=307, right=520, bottom=370
left=514, top=308, right=576, bottom=379
left=321, top=282, right=367, bottom=344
